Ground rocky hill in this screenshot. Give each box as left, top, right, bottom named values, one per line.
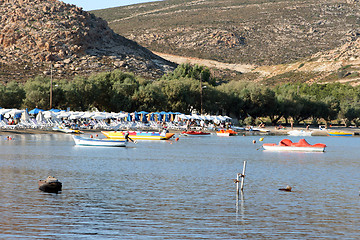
left=0, top=0, right=176, bottom=83
left=92, top=0, right=360, bottom=85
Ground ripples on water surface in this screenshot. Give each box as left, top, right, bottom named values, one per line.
left=0, top=133, right=359, bottom=239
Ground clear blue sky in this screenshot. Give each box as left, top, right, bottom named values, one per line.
left=61, top=0, right=161, bottom=11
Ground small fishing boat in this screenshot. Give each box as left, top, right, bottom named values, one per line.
left=216, top=129, right=237, bottom=136
left=262, top=139, right=326, bottom=152
left=72, top=135, right=127, bottom=147
left=327, top=131, right=352, bottom=137
left=53, top=126, right=82, bottom=134
left=101, top=131, right=174, bottom=140
left=38, top=176, right=62, bottom=193
left=287, top=130, right=313, bottom=136
left=181, top=130, right=211, bottom=136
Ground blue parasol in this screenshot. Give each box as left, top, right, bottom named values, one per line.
left=28, top=108, right=44, bottom=115
left=127, top=113, right=132, bottom=121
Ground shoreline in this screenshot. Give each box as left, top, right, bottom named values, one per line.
left=1, top=125, right=359, bottom=136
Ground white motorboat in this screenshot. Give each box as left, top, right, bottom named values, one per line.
left=287, top=130, right=313, bottom=136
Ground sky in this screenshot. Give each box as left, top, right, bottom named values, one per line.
left=61, top=0, right=161, bottom=11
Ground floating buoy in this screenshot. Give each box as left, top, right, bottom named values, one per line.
left=259, top=137, right=264, bottom=141
left=279, top=185, right=292, bottom=192
left=175, top=137, right=179, bottom=141
left=90, top=135, right=93, bottom=138
left=95, top=134, right=98, bottom=137
left=252, top=140, right=256, bottom=144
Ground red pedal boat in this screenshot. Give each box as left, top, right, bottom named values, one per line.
left=181, top=130, right=211, bottom=136
left=262, top=139, right=326, bottom=152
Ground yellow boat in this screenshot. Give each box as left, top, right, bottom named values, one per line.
left=101, top=131, right=175, bottom=140
left=327, top=131, right=352, bottom=137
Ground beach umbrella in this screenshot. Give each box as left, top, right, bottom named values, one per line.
left=92, top=113, right=107, bottom=120
left=82, top=112, right=94, bottom=119
left=21, top=111, right=30, bottom=121
left=50, top=109, right=62, bottom=112
left=142, top=113, right=148, bottom=122
left=150, top=113, right=155, bottom=121
left=56, top=111, right=71, bottom=118
left=134, top=112, right=140, bottom=121
left=36, top=111, right=44, bottom=122
left=0, top=109, right=12, bottom=115
left=29, top=108, right=44, bottom=115
left=138, top=111, right=149, bottom=114
left=127, top=113, right=132, bottom=121
left=4, top=109, right=23, bottom=118
left=43, top=111, right=56, bottom=119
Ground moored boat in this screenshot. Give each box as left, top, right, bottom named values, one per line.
left=101, top=131, right=175, bottom=140
left=262, top=138, right=326, bottom=152
left=327, top=131, right=352, bottom=137
left=216, top=129, right=237, bottom=136
left=72, top=135, right=127, bottom=147
left=181, top=130, right=211, bottom=136
left=53, top=126, right=82, bottom=134
left=287, top=130, right=313, bottom=136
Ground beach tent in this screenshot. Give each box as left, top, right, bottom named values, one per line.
left=29, top=108, right=44, bottom=115
left=50, top=109, right=62, bottom=113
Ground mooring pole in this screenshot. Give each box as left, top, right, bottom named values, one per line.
left=236, top=172, right=240, bottom=195
left=240, top=161, right=246, bottom=191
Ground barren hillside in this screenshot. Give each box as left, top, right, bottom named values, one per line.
left=0, top=0, right=176, bottom=82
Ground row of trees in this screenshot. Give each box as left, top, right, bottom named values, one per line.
left=1, top=64, right=360, bottom=126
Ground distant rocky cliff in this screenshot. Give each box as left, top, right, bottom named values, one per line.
left=95, top=0, right=360, bottom=66
left=0, top=0, right=176, bottom=82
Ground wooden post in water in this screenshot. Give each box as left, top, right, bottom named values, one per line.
left=236, top=172, right=240, bottom=195
left=235, top=161, right=247, bottom=196
left=240, top=161, right=246, bottom=191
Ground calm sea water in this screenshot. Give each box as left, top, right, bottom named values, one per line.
left=0, top=133, right=359, bottom=239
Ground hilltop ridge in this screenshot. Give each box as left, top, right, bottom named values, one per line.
left=93, top=0, right=360, bottom=85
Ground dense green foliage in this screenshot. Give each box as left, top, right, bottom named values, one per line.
left=1, top=64, right=360, bottom=126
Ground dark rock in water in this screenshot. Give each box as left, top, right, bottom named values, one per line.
left=38, top=176, right=62, bottom=193
left=279, top=185, right=292, bottom=192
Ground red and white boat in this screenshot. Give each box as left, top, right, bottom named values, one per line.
left=262, top=139, right=326, bottom=152
left=216, top=129, right=237, bottom=136
left=181, top=130, right=211, bottom=136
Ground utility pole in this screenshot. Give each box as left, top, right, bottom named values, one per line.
left=50, top=63, right=53, bottom=109
left=200, top=74, right=203, bottom=115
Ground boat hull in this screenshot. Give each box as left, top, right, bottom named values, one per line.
left=216, top=129, right=237, bottom=136
left=263, top=145, right=325, bottom=152
left=287, top=130, right=313, bottom=136
left=263, top=138, right=326, bottom=152
left=72, top=135, right=126, bottom=147
left=328, top=132, right=352, bottom=136
left=101, top=131, right=174, bottom=140
left=182, top=131, right=211, bottom=136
